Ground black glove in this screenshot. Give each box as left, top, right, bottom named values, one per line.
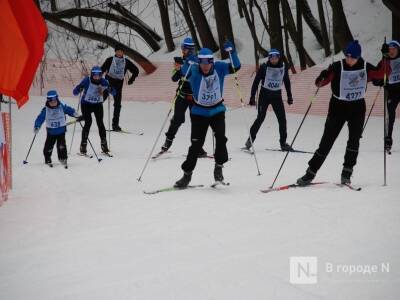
left=128, top=76, right=136, bottom=85
left=287, top=97, right=293, bottom=105
left=249, top=97, right=256, bottom=106
left=372, top=79, right=384, bottom=87
left=315, top=70, right=328, bottom=86
left=381, top=43, right=389, bottom=57
left=75, top=115, right=84, bottom=122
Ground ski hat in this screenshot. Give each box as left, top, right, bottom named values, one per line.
left=115, top=43, right=125, bottom=52
left=388, top=40, right=400, bottom=49
left=181, top=37, right=195, bottom=50
left=268, top=48, right=281, bottom=58
left=344, top=40, right=362, bottom=59
left=198, top=48, right=214, bottom=64
left=91, top=66, right=102, bottom=76
left=46, top=90, right=58, bottom=101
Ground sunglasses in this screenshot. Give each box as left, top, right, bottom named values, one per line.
left=199, top=58, right=213, bottom=65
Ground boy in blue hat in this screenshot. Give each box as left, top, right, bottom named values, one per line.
left=244, top=48, right=294, bottom=151
left=160, top=37, right=207, bottom=157
left=73, top=66, right=112, bottom=155
left=297, top=40, right=386, bottom=185
left=34, top=90, right=80, bottom=167
left=174, top=41, right=240, bottom=187
left=379, top=40, right=400, bottom=152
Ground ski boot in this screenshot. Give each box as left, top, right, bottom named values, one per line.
left=101, top=139, right=110, bottom=153
left=341, top=167, right=353, bottom=185
left=112, top=125, right=122, bottom=132
left=385, top=137, right=392, bottom=153
left=280, top=142, right=294, bottom=151
left=297, top=168, right=316, bottom=186
left=244, top=138, right=252, bottom=150
left=45, top=157, right=52, bottom=167
left=80, top=142, right=87, bottom=155
left=161, top=138, right=173, bottom=152
left=214, top=163, right=224, bottom=182
left=174, top=171, right=192, bottom=188
left=198, top=148, right=208, bottom=158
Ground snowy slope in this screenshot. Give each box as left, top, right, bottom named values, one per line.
left=0, top=97, right=399, bottom=299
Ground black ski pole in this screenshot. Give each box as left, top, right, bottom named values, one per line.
left=361, top=87, right=381, bottom=138
left=270, top=87, right=320, bottom=188
left=383, top=36, right=388, bottom=186
left=23, top=132, right=38, bottom=164
left=78, top=121, right=102, bottom=163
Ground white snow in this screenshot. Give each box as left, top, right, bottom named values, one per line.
left=0, top=96, right=399, bottom=299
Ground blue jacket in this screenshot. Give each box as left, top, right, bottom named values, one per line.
left=182, top=51, right=241, bottom=117
left=73, top=77, right=111, bottom=105
left=34, top=101, right=76, bottom=135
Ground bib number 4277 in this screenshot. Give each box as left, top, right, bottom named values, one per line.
left=346, top=91, right=362, bottom=100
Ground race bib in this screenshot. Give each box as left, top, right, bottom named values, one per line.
left=84, top=82, right=103, bottom=104
left=263, top=65, right=285, bottom=91
left=45, top=106, right=66, bottom=128
left=108, top=56, right=126, bottom=80
left=196, top=72, right=222, bottom=106
left=389, top=57, right=400, bottom=84
left=338, top=60, right=367, bottom=101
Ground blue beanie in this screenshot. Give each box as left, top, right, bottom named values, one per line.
left=344, top=40, right=361, bottom=59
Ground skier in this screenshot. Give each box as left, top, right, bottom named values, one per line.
left=101, top=43, right=139, bottom=132
left=244, top=49, right=294, bottom=151
left=160, top=37, right=207, bottom=157
left=174, top=41, right=240, bottom=188
left=73, top=66, right=112, bottom=155
left=297, top=40, right=386, bottom=185
left=379, top=40, right=400, bottom=152
left=34, top=90, right=80, bottom=167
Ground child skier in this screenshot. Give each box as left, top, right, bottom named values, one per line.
left=297, top=40, right=386, bottom=185
left=101, top=43, right=139, bottom=132
left=174, top=41, right=240, bottom=188
left=244, top=49, right=294, bottom=151
left=34, top=90, right=80, bottom=167
left=160, top=37, right=207, bottom=157
left=73, top=66, right=112, bottom=155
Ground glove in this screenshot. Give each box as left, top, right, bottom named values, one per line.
left=187, top=54, right=197, bottom=65
left=315, top=70, right=329, bottom=86
left=128, top=76, right=135, bottom=85
left=249, top=97, right=256, bottom=106
left=372, top=79, right=384, bottom=87
left=287, top=97, right=293, bottom=105
left=75, top=115, right=84, bottom=122
left=223, top=40, right=234, bottom=52
left=381, top=43, right=389, bottom=57
left=33, top=127, right=40, bottom=134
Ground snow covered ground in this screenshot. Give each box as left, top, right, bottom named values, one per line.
left=0, top=97, right=399, bottom=299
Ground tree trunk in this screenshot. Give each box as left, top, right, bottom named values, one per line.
left=282, top=7, right=296, bottom=73
left=253, top=0, right=270, bottom=35
left=213, top=0, right=235, bottom=59
left=43, top=13, right=156, bottom=74
left=157, top=0, right=175, bottom=52
left=300, top=0, right=323, bottom=47
left=187, top=0, right=218, bottom=52
left=328, top=0, right=353, bottom=51
left=50, top=0, right=57, bottom=11
left=296, top=0, right=306, bottom=70
left=266, top=0, right=284, bottom=51
left=317, top=0, right=331, bottom=57
left=281, top=0, right=315, bottom=67
left=237, top=0, right=244, bottom=18
left=393, top=12, right=400, bottom=40
left=175, top=0, right=200, bottom=49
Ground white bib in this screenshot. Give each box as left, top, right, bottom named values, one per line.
left=45, top=106, right=66, bottom=129
left=196, top=72, right=222, bottom=107
left=108, top=56, right=126, bottom=80
left=84, top=82, right=103, bottom=104
left=337, top=60, right=367, bottom=101
left=263, top=64, right=285, bottom=91
left=389, top=57, right=400, bottom=84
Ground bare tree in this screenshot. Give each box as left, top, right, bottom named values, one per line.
left=299, top=0, right=324, bottom=47
left=213, top=0, right=235, bottom=59
left=296, top=0, right=306, bottom=70
left=266, top=0, right=284, bottom=51
left=328, top=0, right=353, bottom=51
left=157, top=0, right=175, bottom=51
left=317, top=0, right=331, bottom=57
left=383, top=0, right=400, bottom=40
left=174, top=0, right=200, bottom=49
left=187, top=0, right=219, bottom=51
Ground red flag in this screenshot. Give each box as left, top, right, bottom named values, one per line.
left=0, top=0, right=47, bottom=108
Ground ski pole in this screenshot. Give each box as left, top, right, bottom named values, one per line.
left=361, top=86, right=381, bottom=137
left=78, top=121, right=102, bottom=163
left=137, top=62, right=193, bottom=182
left=69, top=94, right=81, bottom=154
left=228, top=50, right=261, bottom=175
left=22, top=132, right=38, bottom=164
left=107, top=89, right=111, bottom=150
left=383, top=37, right=388, bottom=186
left=270, top=87, right=320, bottom=188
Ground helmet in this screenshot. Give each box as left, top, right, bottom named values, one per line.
left=91, top=66, right=102, bottom=77
left=268, top=49, right=281, bottom=58
left=46, top=90, right=58, bottom=101
left=181, top=37, right=195, bottom=50
left=198, top=48, right=214, bottom=64
left=388, top=40, right=400, bottom=49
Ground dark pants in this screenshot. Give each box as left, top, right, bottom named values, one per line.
left=387, top=96, right=400, bottom=140
left=308, top=97, right=366, bottom=173
left=249, top=91, right=287, bottom=144
left=105, top=76, right=124, bottom=128
left=81, top=103, right=106, bottom=145
left=165, top=95, right=191, bottom=140
left=182, top=112, right=228, bottom=172
left=43, top=132, right=67, bottom=162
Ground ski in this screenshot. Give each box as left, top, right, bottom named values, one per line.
left=336, top=183, right=362, bottom=191
left=152, top=150, right=171, bottom=159
left=211, top=181, right=230, bottom=188
left=106, top=129, right=144, bottom=136
left=261, top=181, right=327, bottom=193
left=183, top=154, right=215, bottom=159
left=101, top=152, right=114, bottom=158
left=46, top=162, right=53, bottom=168
left=77, top=152, right=93, bottom=159
left=265, top=148, right=313, bottom=154
left=144, top=184, right=204, bottom=195
left=240, top=147, right=254, bottom=155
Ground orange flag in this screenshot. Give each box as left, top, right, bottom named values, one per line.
left=0, top=0, right=47, bottom=108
